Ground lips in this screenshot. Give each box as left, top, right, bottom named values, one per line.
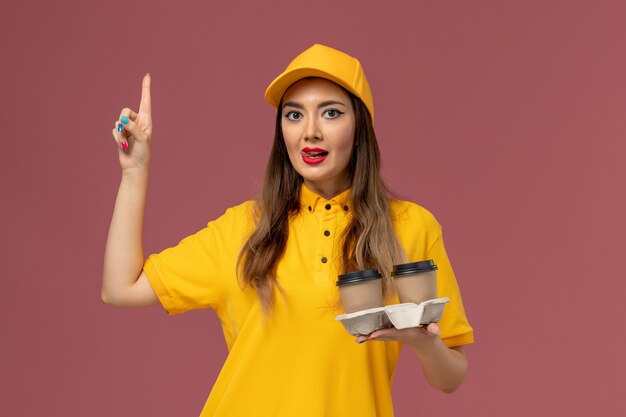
left=301, top=147, right=329, bottom=165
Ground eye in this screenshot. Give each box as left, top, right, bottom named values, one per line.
left=323, top=109, right=344, bottom=119
left=285, top=111, right=302, bottom=121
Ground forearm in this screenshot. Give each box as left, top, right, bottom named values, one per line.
left=413, top=338, right=468, bottom=393
left=102, top=168, right=149, bottom=303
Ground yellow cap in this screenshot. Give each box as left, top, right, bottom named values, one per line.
left=265, top=44, right=375, bottom=123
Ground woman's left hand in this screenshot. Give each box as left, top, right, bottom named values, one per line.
left=355, top=323, right=441, bottom=351
left=357, top=323, right=468, bottom=393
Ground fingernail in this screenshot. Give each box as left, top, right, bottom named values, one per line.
left=117, top=124, right=123, bottom=132
left=121, top=115, right=129, bottom=124
left=121, top=141, right=128, bottom=151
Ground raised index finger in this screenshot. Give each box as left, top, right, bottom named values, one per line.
left=139, top=73, right=152, bottom=115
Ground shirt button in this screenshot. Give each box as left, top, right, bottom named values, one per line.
left=343, top=205, right=349, bottom=211
left=324, top=230, right=330, bottom=237
left=325, top=204, right=331, bottom=210
left=321, top=257, right=328, bottom=263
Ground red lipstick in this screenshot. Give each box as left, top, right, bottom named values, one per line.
left=301, top=147, right=329, bottom=165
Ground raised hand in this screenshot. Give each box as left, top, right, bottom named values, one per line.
left=112, top=73, right=153, bottom=172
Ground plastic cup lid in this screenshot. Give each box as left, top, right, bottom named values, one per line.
left=392, top=260, right=438, bottom=276
left=336, top=268, right=382, bottom=286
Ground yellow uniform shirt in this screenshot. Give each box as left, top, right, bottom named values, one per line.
left=143, top=184, right=473, bottom=416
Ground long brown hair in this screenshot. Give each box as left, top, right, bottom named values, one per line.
left=237, top=86, right=405, bottom=313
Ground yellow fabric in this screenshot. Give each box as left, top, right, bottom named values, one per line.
left=143, top=184, right=474, bottom=416
left=264, top=44, right=376, bottom=122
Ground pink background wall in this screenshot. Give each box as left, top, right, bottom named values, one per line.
left=1, top=0, right=625, bottom=415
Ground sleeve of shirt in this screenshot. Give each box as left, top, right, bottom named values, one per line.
left=425, top=228, right=475, bottom=347
left=142, top=203, right=252, bottom=315
left=393, top=201, right=474, bottom=348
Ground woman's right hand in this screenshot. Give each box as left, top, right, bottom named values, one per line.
left=103, top=73, right=159, bottom=308
left=112, top=73, right=153, bottom=173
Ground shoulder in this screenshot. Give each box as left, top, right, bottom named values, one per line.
left=389, top=199, right=442, bottom=235
left=220, top=200, right=256, bottom=219
left=389, top=199, right=444, bottom=258
left=205, top=200, right=257, bottom=231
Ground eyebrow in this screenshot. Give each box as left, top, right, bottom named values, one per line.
left=282, top=100, right=348, bottom=110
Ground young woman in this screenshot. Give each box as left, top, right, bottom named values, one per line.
left=103, top=44, right=474, bottom=417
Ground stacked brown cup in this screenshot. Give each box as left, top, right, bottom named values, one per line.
left=335, top=269, right=383, bottom=314
left=336, top=260, right=438, bottom=313
left=391, top=260, right=438, bottom=304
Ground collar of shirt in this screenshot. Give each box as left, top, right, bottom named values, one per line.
left=299, top=183, right=351, bottom=214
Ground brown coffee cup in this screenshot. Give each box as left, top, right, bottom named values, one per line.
left=336, top=269, right=383, bottom=313
left=392, top=260, right=438, bottom=304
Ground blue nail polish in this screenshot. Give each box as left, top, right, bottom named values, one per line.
left=121, top=115, right=129, bottom=124
left=117, top=124, right=123, bottom=132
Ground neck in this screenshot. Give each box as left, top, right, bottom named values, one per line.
left=303, top=178, right=350, bottom=200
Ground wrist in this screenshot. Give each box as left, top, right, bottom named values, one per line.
left=121, top=164, right=150, bottom=181
left=410, top=332, right=445, bottom=358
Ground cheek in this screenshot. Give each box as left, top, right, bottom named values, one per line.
left=336, top=128, right=355, bottom=156
left=281, top=128, right=298, bottom=153
left=282, top=132, right=302, bottom=171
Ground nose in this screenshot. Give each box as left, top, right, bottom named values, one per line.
left=304, top=115, right=322, bottom=142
